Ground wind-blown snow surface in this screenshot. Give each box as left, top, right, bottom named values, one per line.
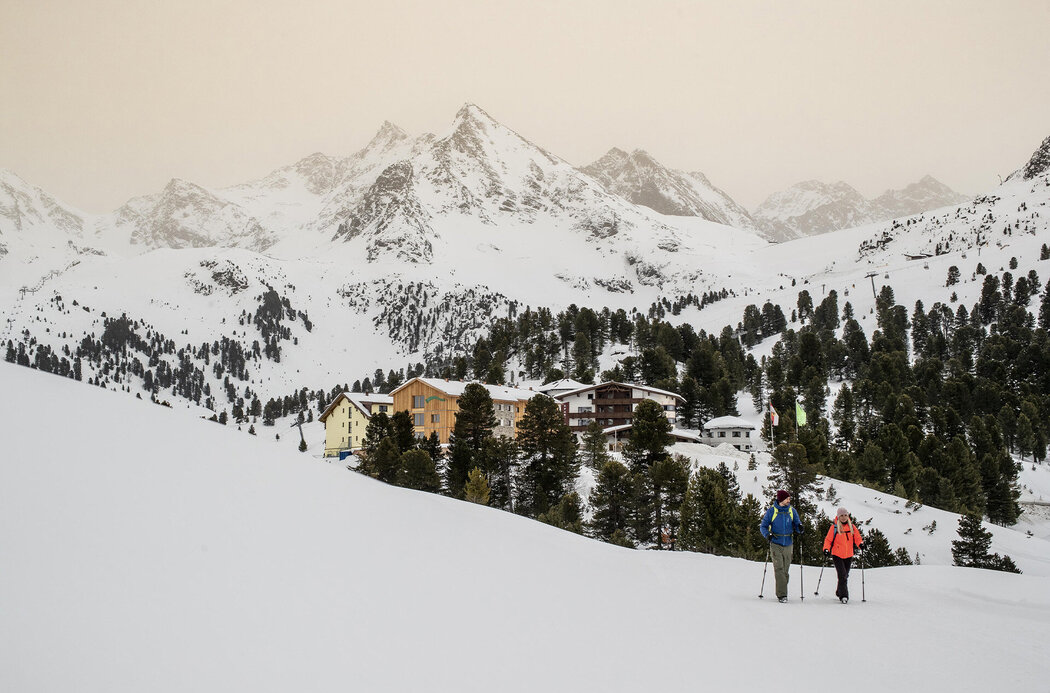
left=2, top=364, right=1049, bottom=692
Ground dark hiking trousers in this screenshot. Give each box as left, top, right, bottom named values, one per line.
left=833, top=555, right=853, bottom=599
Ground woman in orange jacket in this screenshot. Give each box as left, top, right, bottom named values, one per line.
left=823, top=507, right=864, bottom=603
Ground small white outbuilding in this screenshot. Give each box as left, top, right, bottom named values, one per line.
left=701, top=416, right=758, bottom=452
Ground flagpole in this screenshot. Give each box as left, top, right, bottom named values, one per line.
left=769, top=399, right=776, bottom=452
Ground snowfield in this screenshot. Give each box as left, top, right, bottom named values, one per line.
left=2, top=363, right=1049, bottom=692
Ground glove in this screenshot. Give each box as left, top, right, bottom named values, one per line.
left=796, top=526, right=803, bottom=535
left=855, top=544, right=863, bottom=554
left=823, top=549, right=831, bottom=558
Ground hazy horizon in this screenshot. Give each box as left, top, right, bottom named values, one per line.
left=2, top=0, right=1048, bottom=214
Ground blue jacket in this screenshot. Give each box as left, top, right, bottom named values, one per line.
left=760, top=504, right=803, bottom=546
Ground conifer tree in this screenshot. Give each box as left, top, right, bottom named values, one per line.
left=464, top=467, right=490, bottom=505
left=446, top=437, right=473, bottom=499
left=538, top=492, right=584, bottom=534
left=482, top=435, right=518, bottom=511
left=621, top=399, right=673, bottom=474
left=768, top=442, right=820, bottom=511
left=515, top=395, right=578, bottom=517
left=362, top=436, right=401, bottom=484
left=362, top=412, right=391, bottom=458
left=453, top=383, right=497, bottom=452
left=650, top=455, right=689, bottom=549
left=421, top=431, right=443, bottom=466
left=580, top=419, right=611, bottom=472
left=398, top=448, right=441, bottom=492
left=588, top=459, right=634, bottom=544
left=389, top=410, right=416, bottom=453
left=862, top=528, right=899, bottom=568
left=679, top=467, right=732, bottom=554
left=951, top=514, right=992, bottom=568
left=446, top=384, right=498, bottom=497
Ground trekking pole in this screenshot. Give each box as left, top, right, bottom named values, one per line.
left=814, top=553, right=828, bottom=596
left=798, top=532, right=804, bottom=602
left=860, top=547, right=866, bottom=602
left=759, top=542, right=772, bottom=598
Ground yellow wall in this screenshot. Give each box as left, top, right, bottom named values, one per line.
left=323, top=396, right=392, bottom=455
left=323, top=398, right=352, bottom=456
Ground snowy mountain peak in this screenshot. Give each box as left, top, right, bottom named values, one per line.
left=0, top=169, right=86, bottom=239
left=161, top=177, right=208, bottom=197
left=452, top=103, right=498, bottom=128
left=363, top=121, right=409, bottom=155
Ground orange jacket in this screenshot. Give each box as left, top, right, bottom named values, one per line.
left=823, top=521, right=863, bottom=559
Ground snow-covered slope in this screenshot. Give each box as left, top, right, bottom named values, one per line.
left=580, top=147, right=757, bottom=229
left=2, top=362, right=1049, bottom=692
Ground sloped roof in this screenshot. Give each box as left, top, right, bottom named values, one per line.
left=319, top=392, right=394, bottom=422
left=538, top=378, right=589, bottom=392
left=702, top=416, right=756, bottom=430
left=556, top=381, right=683, bottom=402
left=389, top=377, right=541, bottom=402
left=601, top=423, right=701, bottom=443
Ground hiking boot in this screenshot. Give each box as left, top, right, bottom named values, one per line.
left=840, top=597, right=848, bottom=604
left=778, top=597, right=788, bottom=603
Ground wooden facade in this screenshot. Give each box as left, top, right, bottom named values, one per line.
left=390, top=378, right=534, bottom=444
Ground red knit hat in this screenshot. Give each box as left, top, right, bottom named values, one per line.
left=776, top=490, right=791, bottom=503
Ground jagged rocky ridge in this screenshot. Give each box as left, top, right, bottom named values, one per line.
left=580, top=148, right=756, bottom=230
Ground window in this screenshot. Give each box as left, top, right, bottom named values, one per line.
left=718, top=431, right=726, bottom=438
left=431, top=413, right=440, bottom=423
left=378, top=405, right=388, bottom=413
left=746, top=431, right=751, bottom=437
left=579, top=406, right=592, bottom=413
left=414, top=413, right=424, bottom=426
left=412, top=396, right=424, bottom=409
left=732, top=431, right=741, bottom=438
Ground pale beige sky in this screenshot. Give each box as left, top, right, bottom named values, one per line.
left=1, top=0, right=1048, bottom=213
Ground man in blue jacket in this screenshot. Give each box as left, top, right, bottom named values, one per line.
left=760, top=489, right=803, bottom=602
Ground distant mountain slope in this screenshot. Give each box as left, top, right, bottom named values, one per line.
left=580, top=148, right=756, bottom=230
left=111, top=178, right=277, bottom=252
left=871, top=175, right=971, bottom=220
left=0, top=170, right=86, bottom=238
left=1008, top=133, right=1050, bottom=181
left=753, top=176, right=969, bottom=242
